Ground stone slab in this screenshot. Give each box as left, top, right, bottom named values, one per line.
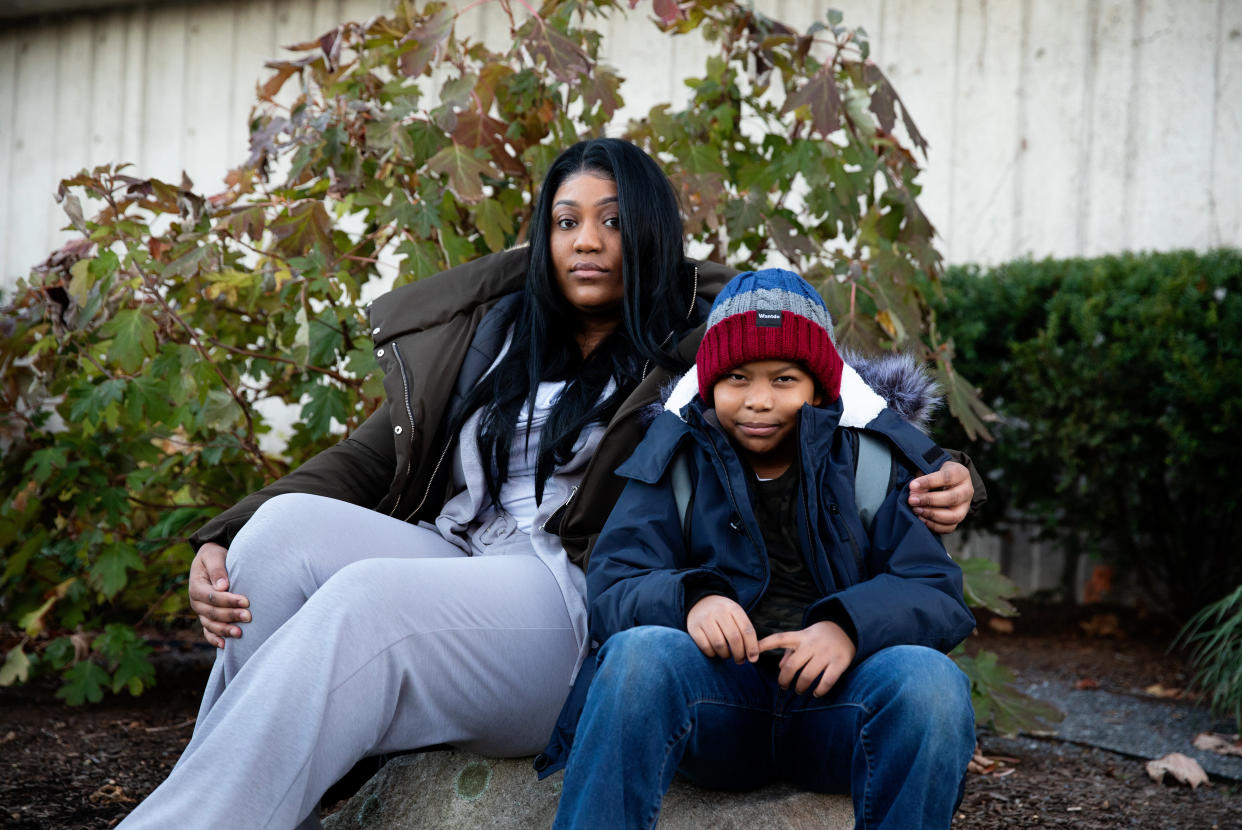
left=1021, top=679, right=1242, bottom=781
left=322, top=750, right=854, bottom=830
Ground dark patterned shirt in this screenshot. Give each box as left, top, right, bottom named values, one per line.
left=749, top=460, right=820, bottom=639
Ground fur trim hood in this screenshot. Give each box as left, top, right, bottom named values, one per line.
left=644, top=351, right=941, bottom=433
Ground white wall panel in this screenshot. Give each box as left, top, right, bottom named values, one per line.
left=1213, top=0, right=1242, bottom=249
left=1016, top=0, right=1091, bottom=259
left=0, top=27, right=18, bottom=290
left=140, top=3, right=188, bottom=182
left=1, top=0, right=1240, bottom=289
left=118, top=5, right=147, bottom=166
left=90, top=14, right=125, bottom=168
left=946, top=0, right=1026, bottom=264
left=1129, top=0, right=1219, bottom=253
left=228, top=0, right=277, bottom=159
left=182, top=3, right=237, bottom=194
left=870, top=0, right=961, bottom=259
left=8, top=24, right=60, bottom=280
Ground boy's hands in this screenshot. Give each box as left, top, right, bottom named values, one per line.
left=685, top=599, right=857, bottom=695
left=756, top=621, right=857, bottom=697
left=686, top=595, right=759, bottom=664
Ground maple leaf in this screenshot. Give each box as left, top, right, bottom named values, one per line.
left=90, top=543, right=144, bottom=599
left=100, top=309, right=158, bottom=373
left=863, top=62, right=928, bottom=155
left=475, top=198, right=513, bottom=253
left=781, top=64, right=843, bottom=138
left=651, top=0, right=684, bottom=25
left=582, top=67, right=624, bottom=120
left=526, top=23, right=590, bottom=83
left=56, top=661, right=110, bottom=706
left=397, top=239, right=442, bottom=282
left=0, top=646, right=30, bottom=687
left=398, top=7, right=453, bottom=78
left=959, top=557, right=1019, bottom=616
left=452, top=111, right=524, bottom=177
left=427, top=144, right=498, bottom=203
left=270, top=202, right=333, bottom=257
left=1145, top=753, right=1209, bottom=789
left=300, top=382, right=349, bottom=440
left=319, top=25, right=343, bottom=72
left=765, top=215, right=814, bottom=264
left=216, top=205, right=267, bottom=242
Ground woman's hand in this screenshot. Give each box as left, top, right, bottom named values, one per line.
left=908, top=460, right=974, bottom=534
left=188, top=542, right=250, bottom=648
left=756, top=620, right=856, bottom=696
left=686, top=595, right=759, bottom=664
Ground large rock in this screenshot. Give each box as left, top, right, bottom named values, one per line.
left=322, top=750, right=854, bottom=829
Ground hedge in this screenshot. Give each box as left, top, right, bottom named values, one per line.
left=930, top=249, right=1242, bottom=620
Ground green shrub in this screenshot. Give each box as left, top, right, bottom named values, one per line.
left=1178, top=584, right=1242, bottom=733
left=931, top=250, right=1242, bottom=619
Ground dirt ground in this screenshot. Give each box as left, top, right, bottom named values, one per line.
left=2, top=603, right=1240, bottom=829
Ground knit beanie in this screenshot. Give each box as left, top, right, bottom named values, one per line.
left=697, top=268, right=843, bottom=403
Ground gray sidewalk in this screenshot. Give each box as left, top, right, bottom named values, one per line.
left=1019, top=678, right=1242, bottom=782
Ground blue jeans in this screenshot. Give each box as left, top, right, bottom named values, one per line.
left=553, top=626, right=975, bottom=830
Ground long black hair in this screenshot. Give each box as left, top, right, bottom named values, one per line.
left=463, top=138, right=695, bottom=505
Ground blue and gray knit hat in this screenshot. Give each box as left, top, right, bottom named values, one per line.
left=697, top=268, right=843, bottom=402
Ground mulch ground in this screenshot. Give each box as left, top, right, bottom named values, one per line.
left=2, top=603, right=1240, bottom=829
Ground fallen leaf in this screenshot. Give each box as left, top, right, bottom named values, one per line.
left=987, top=617, right=1014, bottom=634
left=1079, top=612, right=1122, bottom=638
left=1193, top=732, right=1242, bottom=757
left=968, top=747, right=995, bottom=774
left=1082, top=564, right=1114, bottom=603
left=89, top=782, right=134, bottom=804
left=70, top=631, right=92, bottom=662
left=11, top=480, right=37, bottom=512
left=1145, top=752, right=1209, bottom=789
left=1074, top=677, right=1100, bottom=690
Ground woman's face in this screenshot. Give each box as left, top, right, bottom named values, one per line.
left=549, top=172, right=625, bottom=322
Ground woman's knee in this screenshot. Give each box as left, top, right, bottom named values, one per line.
left=226, top=493, right=334, bottom=583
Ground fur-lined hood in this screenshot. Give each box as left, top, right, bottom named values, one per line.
left=645, top=350, right=942, bottom=433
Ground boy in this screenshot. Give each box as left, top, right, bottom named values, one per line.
left=543, top=268, right=977, bottom=830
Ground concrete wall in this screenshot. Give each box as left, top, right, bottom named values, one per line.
left=2, top=0, right=1239, bottom=290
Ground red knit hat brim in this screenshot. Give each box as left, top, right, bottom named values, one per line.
left=697, top=311, right=843, bottom=403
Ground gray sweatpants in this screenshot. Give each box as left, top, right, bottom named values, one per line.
left=118, top=493, right=582, bottom=830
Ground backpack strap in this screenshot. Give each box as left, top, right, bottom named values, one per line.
left=854, top=431, right=893, bottom=532
left=670, top=449, right=693, bottom=545
left=671, top=433, right=893, bottom=540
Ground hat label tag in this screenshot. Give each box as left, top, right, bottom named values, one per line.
left=756, top=310, right=783, bottom=327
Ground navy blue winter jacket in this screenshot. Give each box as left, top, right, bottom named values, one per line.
left=535, top=383, right=976, bottom=776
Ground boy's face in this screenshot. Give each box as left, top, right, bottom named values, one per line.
left=711, top=360, right=822, bottom=478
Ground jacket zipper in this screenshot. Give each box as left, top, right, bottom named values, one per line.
left=403, top=439, right=453, bottom=523
left=387, top=342, right=417, bottom=517
left=796, top=472, right=833, bottom=593
left=839, top=433, right=865, bottom=573
left=540, top=485, right=579, bottom=533
left=705, top=437, right=768, bottom=610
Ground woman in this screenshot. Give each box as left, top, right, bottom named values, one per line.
left=120, top=138, right=975, bottom=830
